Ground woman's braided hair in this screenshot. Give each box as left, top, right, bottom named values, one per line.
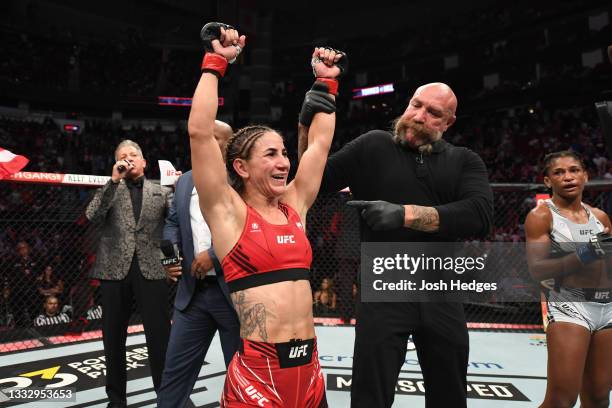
left=225, top=125, right=275, bottom=193
left=542, top=150, right=585, bottom=177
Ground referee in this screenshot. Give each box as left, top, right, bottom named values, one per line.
left=299, top=82, right=493, bottom=407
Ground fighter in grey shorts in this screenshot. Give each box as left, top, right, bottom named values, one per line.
left=525, top=151, right=612, bottom=408
left=547, top=287, right=612, bottom=331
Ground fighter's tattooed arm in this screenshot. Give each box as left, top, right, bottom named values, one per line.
left=231, top=291, right=268, bottom=341
left=405, top=205, right=440, bottom=232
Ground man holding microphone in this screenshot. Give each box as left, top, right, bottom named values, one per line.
left=86, top=139, right=172, bottom=408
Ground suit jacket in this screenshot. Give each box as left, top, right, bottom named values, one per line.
left=163, top=171, right=234, bottom=311
left=86, top=178, right=173, bottom=280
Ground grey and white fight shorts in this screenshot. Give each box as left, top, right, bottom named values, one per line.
left=547, top=287, right=612, bottom=332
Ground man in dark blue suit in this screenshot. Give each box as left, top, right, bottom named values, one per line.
left=158, top=121, right=239, bottom=408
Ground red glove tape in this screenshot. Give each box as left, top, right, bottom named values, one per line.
left=201, top=53, right=228, bottom=78
left=316, top=78, right=339, bottom=96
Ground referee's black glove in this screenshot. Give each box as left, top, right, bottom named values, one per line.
left=347, top=200, right=405, bottom=231
left=298, top=82, right=336, bottom=127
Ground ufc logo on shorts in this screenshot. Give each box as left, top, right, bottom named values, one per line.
left=560, top=304, right=579, bottom=316
left=245, top=385, right=270, bottom=406
left=289, top=344, right=308, bottom=359
left=594, top=291, right=610, bottom=300
left=276, top=235, right=295, bottom=244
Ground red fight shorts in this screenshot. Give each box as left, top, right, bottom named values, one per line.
left=220, top=337, right=327, bottom=407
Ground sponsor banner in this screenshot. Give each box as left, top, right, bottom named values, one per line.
left=319, top=353, right=503, bottom=371
left=0, top=343, right=184, bottom=405
left=327, top=374, right=530, bottom=401
left=62, top=173, right=110, bottom=186
left=4, top=172, right=110, bottom=186
left=6, top=172, right=65, bottom=184
left=352, top=83, right=395, bottom=99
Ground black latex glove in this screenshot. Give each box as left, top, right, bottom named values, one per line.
left=347, top=200, right=405, bottom=231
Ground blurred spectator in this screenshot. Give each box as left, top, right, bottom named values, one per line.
left=0, top=286, right=15, bottom=329
left=69, top=276, right=97, bottom=325
left=36, top=265, right=64, bottom=301
left=314, top=278, right=337, bottom=306
left=33, top=295, right=71, bottom=327
left=0, top=102, right=606, bottom=185
left=7, top=241, right=40, bottom=326
left=314, top=291, right=337, bottom=317
left=65, top=281, right=100, bottom=335
left=313, top=277, right=338, bottom=316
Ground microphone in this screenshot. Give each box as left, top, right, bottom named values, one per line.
left=117, top=160, right=132, bottom=173
left=160, top=240, right=180, bottom=266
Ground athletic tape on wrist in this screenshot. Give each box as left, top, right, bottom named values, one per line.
left=316, top=78, right=339, bottom=96
left=201, top=53, right=228, bottom=77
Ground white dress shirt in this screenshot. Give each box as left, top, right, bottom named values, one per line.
left=190, top=187, right=215, bottom=276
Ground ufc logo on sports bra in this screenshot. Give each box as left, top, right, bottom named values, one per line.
left=289, top=344, right=309, bottom=359
left=276, top=235, right=295, bottom=244
left=245, top=385, right=270, bottom=406
left=579, top=229, right=594, bottom=236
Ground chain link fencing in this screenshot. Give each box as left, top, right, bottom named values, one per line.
left=1, top=175, right=611, bottom=351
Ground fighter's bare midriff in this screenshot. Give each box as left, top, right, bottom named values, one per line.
left=562, top=258, right=612, bottom=289
left=230, top=280, right=315, bottom=343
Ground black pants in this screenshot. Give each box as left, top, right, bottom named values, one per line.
left=350, top=302, right=469, bottom=408
left=100, top=257, right=170, bottom=406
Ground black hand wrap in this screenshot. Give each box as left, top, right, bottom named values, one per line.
left=576, top=232, right=612, bottom=264
left=298, top=82, right=336, bottom=126
left=346, top=200, right=405, bottom=231
left=335, top=49, right=348, bottom=77
left=200, top=22, right=235, bottom=52
left=312, top=47, right=349, bottom=77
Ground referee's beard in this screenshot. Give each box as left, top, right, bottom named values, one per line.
left=392, top=116, right=442, bottom=153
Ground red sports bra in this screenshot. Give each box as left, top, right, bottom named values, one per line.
left=221, top=203, right=312, bottom=292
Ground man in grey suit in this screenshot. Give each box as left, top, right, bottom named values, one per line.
left=86, top=139, right=172, bottom=408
